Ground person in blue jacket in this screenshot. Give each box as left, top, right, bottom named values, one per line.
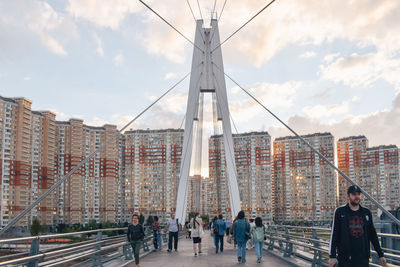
left=233, top=210, right=250, bottom=263
left=212, top=214, right=227, bottom=253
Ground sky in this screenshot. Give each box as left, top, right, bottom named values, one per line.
left=1, top=0, right=399, bottom=177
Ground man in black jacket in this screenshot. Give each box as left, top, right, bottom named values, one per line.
left=329, top=185, right=386, bottom=267
left=127, top=214, right=145, bottom=267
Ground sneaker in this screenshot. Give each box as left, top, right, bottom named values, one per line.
left=194, top=253, right=198, bottom=257
left=257, top=258, right=261, bottom=263
left=199, top=251, right=202, bottom=254
left=215, top=248, right=218, bottom=254
left=167, top=249, right=171, bottom=252
left=238, top=257, right=241, bottom=263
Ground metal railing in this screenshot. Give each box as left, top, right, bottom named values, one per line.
left=0, top=225, right=180, bottom=266
left=264, top=225, right=400, bottom=267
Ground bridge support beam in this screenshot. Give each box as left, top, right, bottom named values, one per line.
left=175, top=19, right=241, bottom=223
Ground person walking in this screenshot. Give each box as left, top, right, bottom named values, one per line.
left=252, top=217, right=266, bottom=263
left=127, top=214, right=145, bottom=267
left=213, top=214, right=227, bottom=253
left=225, top=219, right=231, bottom=236
left=248, top=218, right=256, bottom=249
left=185, top=222, right=189, bottom=239
left=191, top=212, right=204, bottom=257
left=152, top=216, right=162, bottom=251
left=233, top=211, right=250, bottom=263
left=167, top=213, right=180, bottom=252
left=329, top=185, right=387, bottom=267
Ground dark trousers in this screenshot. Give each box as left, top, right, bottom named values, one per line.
left=338, top=257, right=369, bottom=267
left=168, top=231, right=178, bottom=250
left=130, top=240, right=141, bottom=265
left=214, top=234, right=224, bottom=252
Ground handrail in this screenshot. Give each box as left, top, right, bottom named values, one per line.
left=0, top=226, right=181, bottom=266
left=265, top=226, right=400, bottom=267
left=0, top=227, right=128, bottom=244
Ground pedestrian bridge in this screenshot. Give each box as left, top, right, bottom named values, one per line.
left=1, top=225, right=399, bottom=266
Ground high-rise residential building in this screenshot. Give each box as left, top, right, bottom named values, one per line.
left=188, top=175, right=201, bottom=214
left=209, top=132, right=272, bottom=221
left=0, top=96, right=58, bottom=228
left=122, top=129, right=183, bottom=221
left=55, top=119, right=119, bottom=225
left=31, top=110, right=57, bottom=226
left=337, top=136, right=399, bottom=217
left=200, top=176, right=211, bottom=216
left=273, top=133, right=336, bottom=222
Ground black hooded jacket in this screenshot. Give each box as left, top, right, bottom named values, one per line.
left=329, top=204, right=384, bottom=261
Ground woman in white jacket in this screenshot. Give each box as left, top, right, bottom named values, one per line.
left=190, top=212, right=203, bottom=257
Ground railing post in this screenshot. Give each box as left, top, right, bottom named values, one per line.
left=92, top=232, right=103, bottom=267
left=311, top=229, right=322, bottom=267
left=283, top=228, right=293, bottom=257
left=267, top=226, right=275, bottom=251
left=142, top=236, right=149, bottom=252
left=123, top=235, right=133, bottom=260
left=162, top=230, right=167, bottom=243
left=27, top=236, right=40, bottom=267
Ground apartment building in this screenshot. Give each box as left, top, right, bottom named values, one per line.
left=273, top=133, right=336, bottom=222
left=337, top=136, right=399, bottom=217
left=209, top=132, right=272, bottom=221
left=55, top=119, right=119, bottom=225
left=122, top=129, right=183, bottom=221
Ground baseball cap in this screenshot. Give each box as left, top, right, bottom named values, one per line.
left=347, top=185, right=362, bottom=195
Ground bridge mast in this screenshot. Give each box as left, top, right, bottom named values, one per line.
left=175, top=19, right=241, bottom=223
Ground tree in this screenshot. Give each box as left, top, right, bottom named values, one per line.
left=146, top=215, right=154, bottom=226
left=201, top=215, right=209, bottom=224
left=88, top=219, right=98, bottom=230
left=139, top=213, right=145, bottom=225
left=30, top=218, right=42, bottom=236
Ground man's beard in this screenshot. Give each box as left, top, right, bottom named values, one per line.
left=350, top=199, right=360, bottom=206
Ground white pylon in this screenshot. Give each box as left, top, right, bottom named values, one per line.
left=175, top=19, right=241, bottom=223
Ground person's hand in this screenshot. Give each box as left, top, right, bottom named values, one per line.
left=380, top=257, right=387, bottom=266
left=328, top=258, right=338, bottom=267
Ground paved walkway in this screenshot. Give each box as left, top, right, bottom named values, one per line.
left=137, top=231, right=292, bottom=267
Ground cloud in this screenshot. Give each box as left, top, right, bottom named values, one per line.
left=299, top=51, right=316, bottom=59
left=269, top=93, right=400, bottom=147
left=320, top=52, right=400, bottom=90
left=27, top=1, right=77, bottom=56
left=93, top=33, right=104, bottom=56
left=312, top=87, right=333, bottom=99
left=67, top=0, right=141, bottom=29
left=163, top=72, right=176, bottom=80
left=113, top=52, right=124, bottom=66
left=229, top=81, right=302, bottom=122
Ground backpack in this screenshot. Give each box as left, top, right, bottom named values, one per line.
left=252, top=226, right=265, bottom=242
left=213, top=223, right=219, bottom=235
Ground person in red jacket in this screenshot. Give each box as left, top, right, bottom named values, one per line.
left=329, top=185, right=386, bottom=267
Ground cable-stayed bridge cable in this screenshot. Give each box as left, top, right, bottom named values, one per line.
left=186, top=0, right=197, bottom=21
left=196, top=0, right=204, bottom=21
left=209, top=0, right=227, bottom=43
left=213, top=62, right=400, bottom=227
left=138, top=0, right=204, bottom=53
left=0, top=69, right=196, bottom=235
left=212, top=0, right=277, bottom=52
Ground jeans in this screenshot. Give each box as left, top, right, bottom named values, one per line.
left=130, top=240, right=141, bottom=265
left=153, top=231, right=162, bottom=250
left=255, top=241, right=263, bottom=258
left=168, top=231, right=178, bottom=250
left=237, top=241, right=247, bottom=262
left=214, top=234, right=224, bottom=252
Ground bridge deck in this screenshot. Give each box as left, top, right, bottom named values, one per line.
left=136, top=231, right=292, bottom=267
